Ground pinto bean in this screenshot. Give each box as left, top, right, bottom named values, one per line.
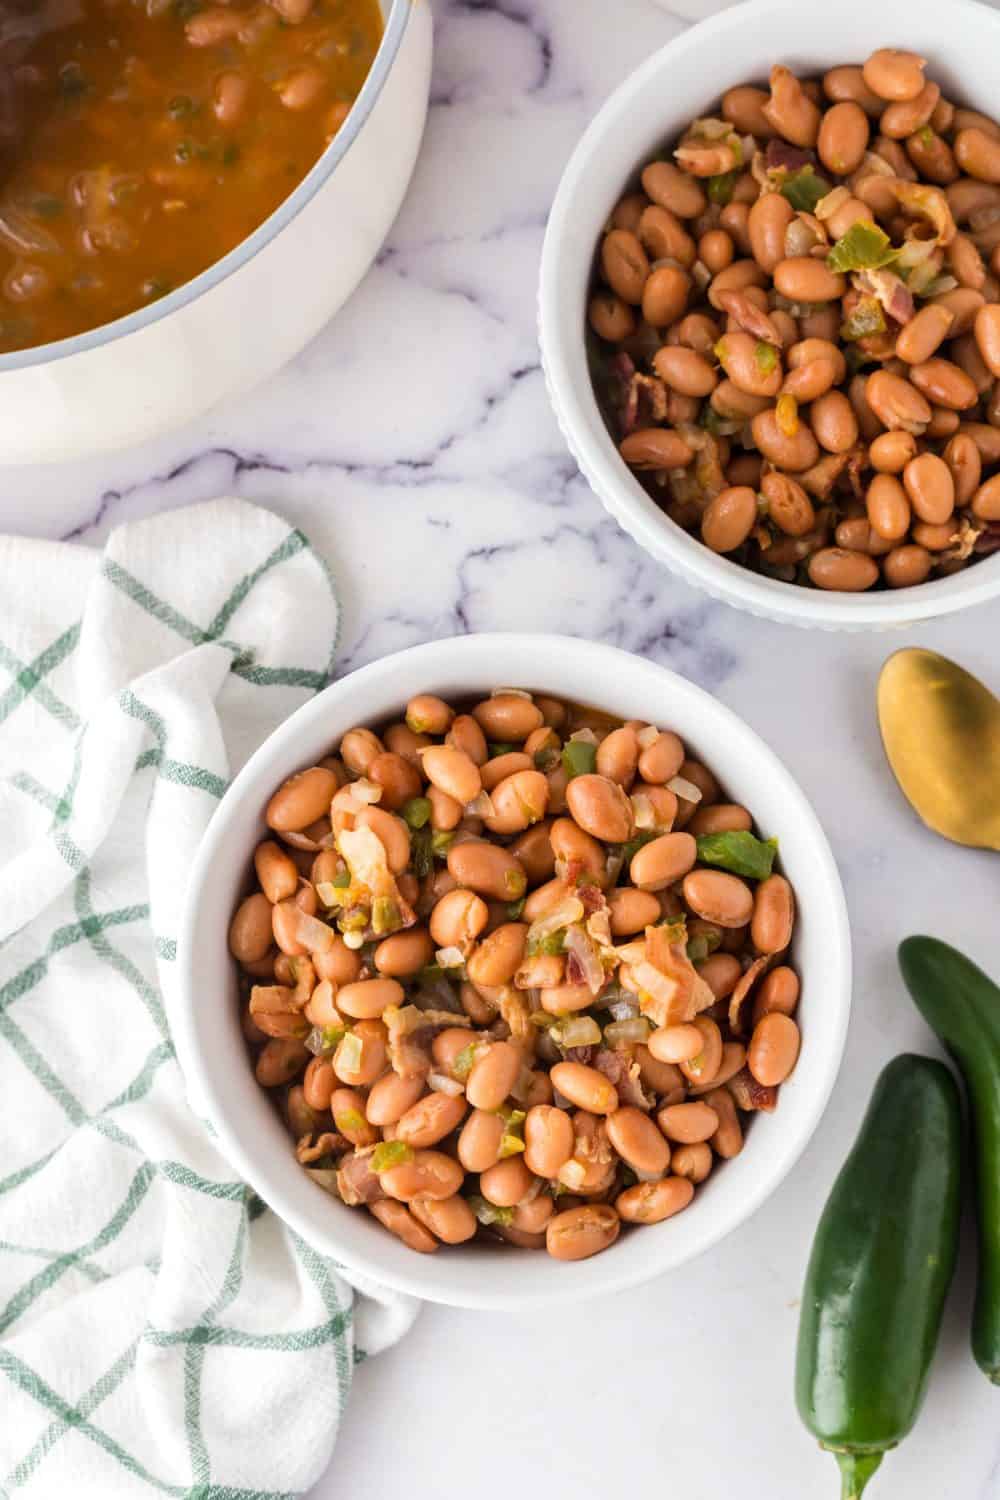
left=458, top=1108, right=505, bottom=1172
left=862, top=49, right=926, bottom=103
left=748, top=1013, right=801, bottom=1086
left=823, top=64, right=884, bottom=116
left=657, top=1101, right=719, bottom=1145
left=763, top=64, right=821, bottom=146
left=617, top=1177, right=693, bottom=1225
left=466, top=1040, right=522, bottom=1111
left=865, top=369, right=932, bottom=431
left=467, top=924, right=528, bottom=988
left=266, top=766, right=337, bottom=833
left=550, top=1061, right=618, bottom=1114
left=701, top=485, right=758, bottom=553
left=480, top=1156, right=537, bottom=1208
left=370, top=1200, right=439, bottom=1253
left=619, top=428, right=694, bottom=471
left=380, top=1150, right=464, bottom=1203
left=955, top=128, right=1000, bottom=184
left=818, top=101, right=870, bottom=175
left=565, top=773, right=634, bottom=843
left=409, top=1195, right=477, bottom=1245
left=546, top=1204, right=620, bottom=1261
left=902, top=452, right=955, bottom=524
left=429, top=888, right=489, bottom=950
left=652, top=345, right=717, bottom=397
left=751, top=409, right=820, bottom=471
left=908, top=357, right=979, bottom=411
left=752, top=874, right=795, bottom=953
left=447, top=840, right=526, bottom=902
left=395, top=1091, right=467, bottom=1148
left=638, top=204, right=697, bottom=267
left=642, top=265, right=692, bottom=328
left=366, top=1072, right=426, bottom=1126
left=705, top=1086, right=744, bottom=1158
left=671, top=1142, right=713, bottom=1184
left=883, top=545, right=933, bottom=587
left=807, top=548, right=880, bottom=591
left=773, top=258, right=846, bottom=304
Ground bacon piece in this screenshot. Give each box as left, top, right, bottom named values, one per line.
left=296, top=1131, right=350, bottom=1165
left=384, top=1005, right=459, bottom=1078
left=798, top=451, right=850, bottom=500
left=336, top=1149, right=385, bottom=1205
left=727, top=1067, right=778, bottom=1113
left=716, top=289, right=784, bottom=346
left=854, top=268, right=914, bottom=326
left=765, top=139, right=813, bottom=173
left=728, top=955, right=772, bottom=1035
left=592, top=1048, right=654, bottom=1111
left=634, top=924, right=716, bottom=1027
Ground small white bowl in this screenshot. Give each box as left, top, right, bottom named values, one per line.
left=176, top=634, right=851, bottom=1308
left=539, top=0, right=1000, bottom=631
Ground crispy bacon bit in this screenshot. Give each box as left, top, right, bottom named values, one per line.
left=728, top=955, right=772, bottom=1035
left=634, top=924, right=716, bottom=1027
left=562, top=1045, right=596, bottom=1066
left=565, top=948, right=585, bottom=986
left=973, top=522, right=1000, bottom=556
left=619, top=371, right=669, bottom=436
left=384, top=1005, right=458, bottom=1078
left=296, top=1131, right=350, bottom=1165
left=854, top=267, right=914, bottom=326
left=592, top=1048, right=654, bottom=1110
left=843, top=447, right=868, bottom=501
left=497, top=986, right=534, bottom=1053
left=888, top=180, right=956, bottom=246
left=765, top=138, right=813, bottom=173
left=716, top=289, right=784, bottom=345
left=336, top=1148, right=386, bottom=1205
left=727, top=1067, right=778, bottom=1113
left=798, top=451, right=850, bottom=500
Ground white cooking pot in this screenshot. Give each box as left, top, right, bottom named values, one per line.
left=0, top=0, right=432, bottom=463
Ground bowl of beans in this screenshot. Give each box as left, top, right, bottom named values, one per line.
left=0, top=0, right=431, bottom=462
left=176, top=634, right=850, bottom=1306
left=539, top=0, right=1000, bottom=629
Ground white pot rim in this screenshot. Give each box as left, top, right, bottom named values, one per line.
left=0, top=0, right=411, bottom=374
left=538, top=0, right=1000, bottom=630
left=176, top=633, right=852, bottom=1308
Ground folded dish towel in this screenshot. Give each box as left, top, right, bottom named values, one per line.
left=0, top=498, right=418, bottom=1499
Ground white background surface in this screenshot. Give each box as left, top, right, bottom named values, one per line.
left=3, top=0, right=1000, bottom=1495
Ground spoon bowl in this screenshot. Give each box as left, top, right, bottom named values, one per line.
left=877, top=649, right=1000, bottom=852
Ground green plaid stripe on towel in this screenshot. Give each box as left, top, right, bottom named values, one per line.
left=0, top=499, right=418, bottom=1499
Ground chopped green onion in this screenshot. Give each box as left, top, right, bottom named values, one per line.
left=826, top=221, right=895, bottom=274
left=780, top=166, right=832, bottom=213
left=695, top=830, right=778, bottom=880
left=507, top=896, right=526, bottom=920
left=333, top=1108, right=368, bottom=1135
left=497, top=1107, right=527, bottom=1159
left=401, top=796, right=432, bottom=829
left=841, top=295, right=886, bottom=342
left=488, top=742, right=518, bottom=758
left=686, top=935, right=711, bottom=963
left=561, top=740, right=597, bottom=780
left=707, top=170, right=737, bottom=205
left=551, top=1015, right=603, bottom=1049
left=417, top=963, right=445, bottom=983
left=466, top=1194, right=514, bottom=1227
left=337, top=1031, right=363, bottom=1072
left=754, top=341, right=778, bottom=374
left=371, top=1140, right=413, bottom=1173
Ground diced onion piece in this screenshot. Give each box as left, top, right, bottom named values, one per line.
left=632, top=792, right=656, bottom=831
left=560, top=1160, right=587, bottom=1190
left=692, top=259, right=712, bottom=291
left=338, top=1031, right=363, bottom=1071
left=467, top=1193, right=514, bottom=1226
left=292, top=907, right=335, bottom=954
left=785, top=216, right=819, bottom=258
left=923, top=274, right=958, bottom=297
left=435, top=945, right=466, bottom=970
left=428, top=1070, right=465, bottom=1097
left=860, top=149, right=894, bottom=178
left=568, top=727, right=599, bottom=745
left=342, top=931, right=365, bottom=951
left=691, top=115, right=732, bottom=140
left=554, top=1015, right=602, bottom=1048
left=636, top=724, right=660, bottom=749
left=349, top=778, right=382, bottom=805
left=667, top=774, right=703, bottom=804
left=604, top=1017, right=652, bottom=1047
left=527, top=894, right=585, bottom=946
left=606, top=998, right=640, bottom=1022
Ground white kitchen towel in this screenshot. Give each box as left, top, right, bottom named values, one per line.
left=0, top=498, right=418, bottom=1500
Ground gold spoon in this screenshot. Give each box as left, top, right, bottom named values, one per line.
left=877, top=647, right=1000, bottom=851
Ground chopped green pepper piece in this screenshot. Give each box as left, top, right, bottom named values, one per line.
left=372, top=896, right=401, bottom=936
left=686, top=935, right=711, bottom=963
left=561, top=740, right=597, bottom=779
left=466, top=1194, right=514, bottom=1227
left=526, top=928, right=566, bottom=957
left=754, top=341, right=779, bottom=374
left=401, top=796, right=432, bottom=830
left=332, top=867, right=351, bottom=888
left=431, top=829, right=455, bottom=858
left=320, top=1024, right=348, bottom=1051
left=488, top=742, right=518, bottom=758
left=826, top=221, right=895, bottom=274
left=696, top=830, right=778, bottom=880
left=410, top=826, right=432, bottom=878
left=780, top=166, right=832, bottom=213
left=371, top=1140, right=414, bottom=1173
left=507, top=897, right=526, bottom=920
left=840, top=295, right=887, bottom=341
left=417, top=963, right=444, bottom=983
left=619, top=830, right=658, bottom=866
left=452, top=1043, right=481, bottom=1081
left=333, top=1108, right=368, bottom=1135
left=707, top=170, right=738, bottom=205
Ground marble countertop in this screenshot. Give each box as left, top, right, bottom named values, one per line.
left=5, top=0, right=1000, bottom=1495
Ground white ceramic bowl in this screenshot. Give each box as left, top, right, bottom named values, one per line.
left=539, top=0, right=1000, bottom=630
left=0, top=0, right=431, bottom=464
left=176, top=634, right=851, bottom=1308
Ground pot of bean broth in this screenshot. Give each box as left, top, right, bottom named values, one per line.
left=0, top=0, right=432, bottom=461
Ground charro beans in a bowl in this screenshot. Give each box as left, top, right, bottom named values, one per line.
left=589, top=46, right=1000, bottom=591
left=232, top=687, right=802, bottom=1262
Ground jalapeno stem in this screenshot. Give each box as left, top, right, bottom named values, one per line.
left=834, top=1450, right=884, bottom=1500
